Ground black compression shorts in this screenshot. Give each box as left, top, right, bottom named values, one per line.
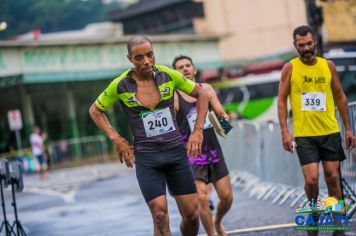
left=135, top=144, right=196, bottom=203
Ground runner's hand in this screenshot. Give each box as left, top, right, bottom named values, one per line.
left=186, top=128, right=203, bottom=158
left=282, top=132, right=295, bottom=153
left=345, top=130, right=355, bottom=150
left=221, top=113, right=230, bottom=122
left=113, top=137, right=135, bottom=168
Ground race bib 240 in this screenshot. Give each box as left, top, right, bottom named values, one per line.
left=142, top=107, right=175, bottom=137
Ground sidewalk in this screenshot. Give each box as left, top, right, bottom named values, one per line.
left=24, top=162, right=127, bottom=191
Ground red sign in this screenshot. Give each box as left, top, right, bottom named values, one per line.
left=7, top=109, right=23, bottom=131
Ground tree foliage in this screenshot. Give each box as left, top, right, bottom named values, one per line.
left=0, top=0, right=122, bottom=40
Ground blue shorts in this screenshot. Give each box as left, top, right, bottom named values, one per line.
left=135, top=144, right=197, bottom=203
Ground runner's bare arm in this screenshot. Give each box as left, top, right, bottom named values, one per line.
left=185, top=84, right=209, bottom=157
left=89, top=104, right=135, bottom=167
left=203, top=83, right=229, bottom=120
left=277, top=63, right=294, bottom=152
left=328, top=60, right=355, bottom=150
left=173, top=91, right=180, bottom=112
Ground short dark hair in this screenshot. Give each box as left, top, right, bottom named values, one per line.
left=172, top=55, right=194, bottom=69
left=293, top=25, right=317, bottom=41
left=127, top=35, right=152, bottom=55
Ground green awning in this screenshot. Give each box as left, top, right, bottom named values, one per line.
left=22, top=70, right=124, bottom=84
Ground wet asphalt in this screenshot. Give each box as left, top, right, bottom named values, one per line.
left=1, top=162, right=355, bottom=236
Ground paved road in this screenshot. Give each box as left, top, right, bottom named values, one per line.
left=1, top=162, right=355, bottom=236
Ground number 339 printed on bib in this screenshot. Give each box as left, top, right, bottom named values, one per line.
left=301, top=92, right=326, bottom=111
left=142, top=107, right=176, bottom=137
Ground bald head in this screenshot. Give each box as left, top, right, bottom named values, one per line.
left=127, top=35, right=152, bottom=55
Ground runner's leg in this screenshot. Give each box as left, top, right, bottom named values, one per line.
left=196, top=180, right=215, bottom=235
left=301, top=163, right=320, bottom=201
left=174, top=193, right=200, bottom=236
left=213, top=175, right=233, bottom=236
left=147, top=196, right=172, bottom=236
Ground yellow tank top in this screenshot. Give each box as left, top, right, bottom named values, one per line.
left=289, top=57, right=339, bottom=137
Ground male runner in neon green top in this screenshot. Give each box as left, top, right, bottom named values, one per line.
left=89, top=35, right=209, bottom=236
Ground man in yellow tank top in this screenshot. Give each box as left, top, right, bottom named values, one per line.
left=278, top=25, right=355, bottom=236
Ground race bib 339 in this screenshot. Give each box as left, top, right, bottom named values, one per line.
left=301, top=92, right=326, bottom=111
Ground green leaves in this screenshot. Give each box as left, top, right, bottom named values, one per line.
left=0, top=0, right=123, bottom=40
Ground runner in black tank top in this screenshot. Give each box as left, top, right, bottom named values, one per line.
left=173, top=55, right=233, bottom=236
left=176, top=91, right=224, bottom=165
